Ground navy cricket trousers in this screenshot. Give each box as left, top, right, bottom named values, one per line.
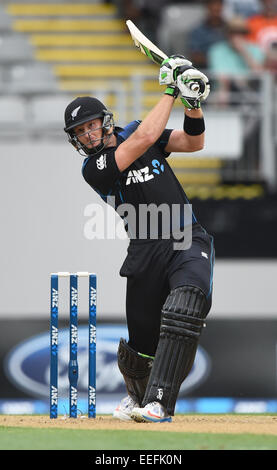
left=120, top=224, right=215, bottom=357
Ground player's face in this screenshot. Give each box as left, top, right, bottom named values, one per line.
left=74, top=118, right=103, bottom=149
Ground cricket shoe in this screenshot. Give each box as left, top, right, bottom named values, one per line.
left=131, top=402, right=172, bottom=423
left=113, top=395, right=139, bottom=421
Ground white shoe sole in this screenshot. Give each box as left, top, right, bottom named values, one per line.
left=131, top=408, right=172, bottom=423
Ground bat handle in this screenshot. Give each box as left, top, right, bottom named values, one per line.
left=189, top=82, right=200, bottom=92
left=176, top=65, right=204, bottom=94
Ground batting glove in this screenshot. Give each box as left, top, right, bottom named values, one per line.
left=159, top=55, right=192, bottom=86
left=177, top=67, right=210, bottom=110
left=164, top=85, right=180, bottom=99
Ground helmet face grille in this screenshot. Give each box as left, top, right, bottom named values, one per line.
left=68, top=132, right=113, bottom=157
left=64, top=96, right=108, bottom=132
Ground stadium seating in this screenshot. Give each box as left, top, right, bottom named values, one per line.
left=0, top=5, right=13, bottom=33
left=7, top=63, right=59, bottom=94
left=0, top=1, right=268, bottom=195
left=0, top=1, right=224, bottom=189
left=29, top=94, right=72, bottom=138
left=0, top=95, right=26, bottom=138
left=4, top=1, right=158, bottom=114
left=0, top=34, right=34, bottom=64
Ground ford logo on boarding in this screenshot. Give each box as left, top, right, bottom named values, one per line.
left=5, top=325, right=210, bottom=399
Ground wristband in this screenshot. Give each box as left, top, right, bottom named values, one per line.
left=183, top=114, right=205, bottom=136
left=164, top=86, right=179, bottom=99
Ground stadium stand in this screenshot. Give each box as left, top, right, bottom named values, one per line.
left=0, top=5, right=13, bottom=33
left=7, top=63, right=59, bottom=94
left=0, top=1, right=274, bottom=196
left=0, top=34, right=35, bottom=64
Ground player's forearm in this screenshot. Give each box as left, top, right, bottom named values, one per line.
left=114, top=94, right=174, bottom=172
left=183, top=127, right=205, bottom=151
left=136, top=94, right=175, bottom=142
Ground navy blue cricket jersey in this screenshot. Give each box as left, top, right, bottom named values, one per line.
left=82, top=120, right=197, bottom=238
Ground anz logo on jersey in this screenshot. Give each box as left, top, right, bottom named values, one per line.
left=125, top=159, right=165, bottom=186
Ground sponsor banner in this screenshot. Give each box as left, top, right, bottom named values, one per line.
left=0, top=318, right=277, bottom=415
left=1, top=398, right=277, bottom=415
left=3, top=324, right=210, bottom=401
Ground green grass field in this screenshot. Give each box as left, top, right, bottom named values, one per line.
left=1, top=421, right=277, bottom=450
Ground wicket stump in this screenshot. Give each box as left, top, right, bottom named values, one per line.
left=50, top=272, right=97, bottom=419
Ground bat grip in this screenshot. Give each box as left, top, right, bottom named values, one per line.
left=190, top=82, right=201, bottom=92
left=175, top=65, right=206, bottom=93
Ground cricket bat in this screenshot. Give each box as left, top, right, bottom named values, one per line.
left=126, top=20, right=200, bottom=92
left=126, top=19, right=167, bottom=65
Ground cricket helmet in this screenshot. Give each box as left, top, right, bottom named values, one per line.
left=64, top=96, right=114, bottom=156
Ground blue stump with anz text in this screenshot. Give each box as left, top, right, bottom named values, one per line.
left=88, top=274, right=97, bottom=418
left=69, top=274, right=78, bottom=418
left=50, top=274, right=59, bottom=419
left=50, top=272, right=97, bottom=419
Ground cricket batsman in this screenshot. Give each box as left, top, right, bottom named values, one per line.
left=64, top=56, right=215, bottom=422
